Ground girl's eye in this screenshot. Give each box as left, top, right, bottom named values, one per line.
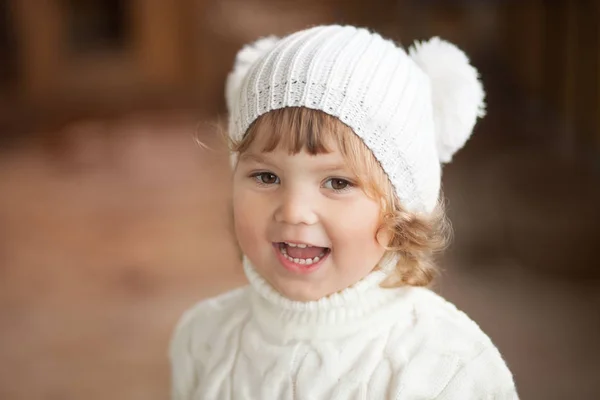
left=253, top=172, right=280, bottom=185
left=324, top=178, right=352, bottom=191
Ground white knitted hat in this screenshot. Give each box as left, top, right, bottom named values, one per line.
left=226, top=25, right=485, bottom=213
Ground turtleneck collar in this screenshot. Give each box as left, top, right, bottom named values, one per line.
left=243, top=256, right=416, bottom=343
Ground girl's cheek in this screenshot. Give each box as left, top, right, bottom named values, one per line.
left=234, top=216, right=259, bottom=255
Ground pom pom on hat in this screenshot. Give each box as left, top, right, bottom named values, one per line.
left=409, top=37, right=486, bottom=163
left=225, top=36, right=280, bottom=114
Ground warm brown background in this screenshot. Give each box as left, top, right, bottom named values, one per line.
left=1, top=1, right=599, bottom=399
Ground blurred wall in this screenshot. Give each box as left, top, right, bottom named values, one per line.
left=500, top=0, right=599, bottom=160
left=0, top=0, right=598, bottom=158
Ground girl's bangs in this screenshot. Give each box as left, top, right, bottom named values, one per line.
left=232, top=107, right=391, bottom=200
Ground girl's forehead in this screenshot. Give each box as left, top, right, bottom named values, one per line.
left=245, top=125, right=340, bottom=155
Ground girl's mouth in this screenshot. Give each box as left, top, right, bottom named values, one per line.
left=272, top=242, right=331, bottom=273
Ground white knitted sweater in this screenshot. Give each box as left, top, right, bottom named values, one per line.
left=170, top=260, right=518, bottom=399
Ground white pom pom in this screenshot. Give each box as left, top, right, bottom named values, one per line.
left=225, top=36, right=280, bottom=113
left=409, top=37, right=486, bottom=163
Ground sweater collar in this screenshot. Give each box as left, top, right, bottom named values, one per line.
left=243, top=255, right=415, bottom=343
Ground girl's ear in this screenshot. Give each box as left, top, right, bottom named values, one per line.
left=376, top=225, right=392, bottom=249
left=377, top=198, right=395, bottom=249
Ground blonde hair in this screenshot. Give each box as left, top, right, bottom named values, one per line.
left=230, top=107, right=450, bottom=287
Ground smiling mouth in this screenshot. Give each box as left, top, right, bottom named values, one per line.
left=276, top=242, right=331, bottom=265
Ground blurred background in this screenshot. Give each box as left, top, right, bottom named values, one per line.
left=0, top=0, right=599, bottom=399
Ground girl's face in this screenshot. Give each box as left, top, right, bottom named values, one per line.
left=232, top=138, right=387, bottom=301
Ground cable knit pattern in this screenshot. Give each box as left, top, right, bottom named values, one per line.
left=170, top=258, right=518, bottom=399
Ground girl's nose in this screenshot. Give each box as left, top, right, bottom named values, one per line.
left=274, top=188, right=318, bottom=226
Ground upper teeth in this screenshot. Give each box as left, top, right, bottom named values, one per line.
left=279, top=245, right=326, bottom=265
left=286, top=242, right=308, bottom=248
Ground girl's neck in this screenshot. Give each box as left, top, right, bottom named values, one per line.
left=243, top=255, right=415, bottom=343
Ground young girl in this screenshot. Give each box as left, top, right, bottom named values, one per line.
left=170, top=25, right=518, bottom=399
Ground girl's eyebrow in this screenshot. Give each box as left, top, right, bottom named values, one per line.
left=317, top=164, right=349, bottom=173
left=239, top=152, right=349, bottom=173
left=238, top=152, right=271, bottom=165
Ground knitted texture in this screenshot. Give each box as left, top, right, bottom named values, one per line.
left=169, top=259, right=518, bottom=399
left=226, top=25, right=485, bottom=213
